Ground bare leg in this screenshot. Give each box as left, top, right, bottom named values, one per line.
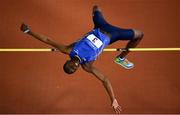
left=117, top=29, right=144, bottom=58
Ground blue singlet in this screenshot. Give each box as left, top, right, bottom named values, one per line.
left=70, top=28, right=110, bottom=64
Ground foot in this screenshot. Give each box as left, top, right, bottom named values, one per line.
left=20, top=23, right=30, bottom=33
left=114, top=57, right=134, bottom=69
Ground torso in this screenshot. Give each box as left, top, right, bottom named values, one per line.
left=70, top=28, right=110, bottom=64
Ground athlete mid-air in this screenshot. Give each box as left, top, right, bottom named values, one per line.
left=21, top=5, right=143, bottom=113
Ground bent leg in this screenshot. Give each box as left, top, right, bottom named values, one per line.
left=113, top=29, right=143, bottom=69
left=117, top=29, right=144, bottom=58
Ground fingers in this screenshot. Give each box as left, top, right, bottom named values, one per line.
left=114, top=106, right=122, bottom=114
left=20, top=23, right=25, bottom=31
left=21, top=23, right=26, bottom=28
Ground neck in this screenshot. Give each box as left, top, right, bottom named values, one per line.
left=74, top=55, right=81, bottom=63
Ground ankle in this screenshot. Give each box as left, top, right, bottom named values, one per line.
left=117, top=56, right=125, bottom=59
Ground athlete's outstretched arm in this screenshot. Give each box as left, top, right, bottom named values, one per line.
left=20, top=23, right=70, bottom=54
left=82, top=63, right=122, bottom=114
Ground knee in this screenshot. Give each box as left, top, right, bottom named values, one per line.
left=133, top=29, right=144, bottom=40
left=93, top=5, right=101, bottom=13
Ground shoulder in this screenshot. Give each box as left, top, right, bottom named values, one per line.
left=65, top=42, right=77, bottom=54
left=81, top=62, right=94, bottom=73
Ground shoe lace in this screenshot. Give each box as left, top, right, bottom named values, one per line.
left=123, top=59, right=130, bottom=65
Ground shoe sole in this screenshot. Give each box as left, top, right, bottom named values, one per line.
left=114, top=60, right=134, bottom=69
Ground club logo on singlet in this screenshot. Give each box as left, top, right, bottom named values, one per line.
left=86, top=34, right=103, bottom=48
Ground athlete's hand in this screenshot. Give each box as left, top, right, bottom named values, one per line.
left=112, top=99, right=122, bottom=114
left=20, top=23, right=30, bottom=33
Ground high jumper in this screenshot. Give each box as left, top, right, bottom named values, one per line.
left=20, top=5, right=144, bottom=113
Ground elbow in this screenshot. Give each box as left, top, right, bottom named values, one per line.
left=102, top=77, right=109, bottom=85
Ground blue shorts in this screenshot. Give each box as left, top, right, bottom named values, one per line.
left=93, top=11, right=134, bottom=44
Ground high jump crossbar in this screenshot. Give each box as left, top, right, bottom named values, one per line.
left=0, top=48, right=180, bottom=52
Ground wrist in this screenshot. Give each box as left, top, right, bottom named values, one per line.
left=112, top=99, right=117, bottom=105
left=24, top=29, right=30, bottom=34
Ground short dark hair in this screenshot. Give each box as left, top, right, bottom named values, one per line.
left=63, top=60, right=74, bottom=74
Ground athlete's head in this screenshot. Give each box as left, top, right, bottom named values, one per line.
left=63, top=56, right=80, bottom=74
